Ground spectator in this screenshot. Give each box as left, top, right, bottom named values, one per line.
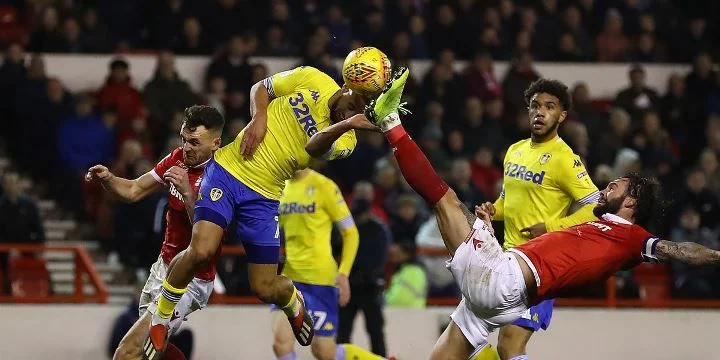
left=615, top=65, right=659, bottom=122
left=203, top=0, right=255, bottom=48
left=676, top=169, right=720, bottom=229
left=28, top=7, right=65, bottom=53
left=257, top=24, right=297, bottom=57
left=596, top=9, right=629, bottom=62
left=143, top=51, right=199, bottom=137
left=57, top=95, right=115, bottom=175
left=659, top=73, right=689, bottom=142
left=61, top=17, right=84, bottom=53
left=448, top=158, right=486, bottom=209
left=384, top=242, right=428, bottom=308
left=470, top=147, right=502, bottom=198
left=0, top=171, right=45, bottom=292
left=81, top=8, right=111, bottom=53
left=148, top=0, right=187, bottom=49
left=594, top=107, right=632, bottom=166
left=358, top=8, right=389, bottom=53
left=670, top=17, right=713, bottom=63
left=407, top=15, right=429, bottom=59
left=348, top=180, right=388, bottom=224
left=556, top=32, right=588, bottom=62
left=630, top=32, right=664, bottom=63
left=463, top=52, right=502, bottom=102
left=669, top=207, right=720, bottom=298
left=427, top=4, right=459, bottom=58
left=570, top=82, right=603, bottom=137
left=175, top=17, right=211, bottom=56
left=502, top=51, right=540, bottom=118
left=337, top=181, right=391, bottom=357
left=415, top=216, right=459, bottom=297
left=390, top=195, right=423, bottom=246
left=324, top=5, right=351, bottom=57
left=206, top=76, right=227, bottom=118
left=205, top=35, right=253, bottom=93
left=96, top=58, right=144, bottom=127
left=562, top=5, right=591, bottom=55
left=699, top=148, right=720, bottom=195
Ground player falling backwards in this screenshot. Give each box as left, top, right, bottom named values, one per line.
left=146, top=65, right=408, bottom=358
left=273, top=168, right=393, bottom=360
left=85, top=105, right=224, bottom=360
left=475, top=79, right=600, bottom=360
left=362, top=69, right=720, bottom=360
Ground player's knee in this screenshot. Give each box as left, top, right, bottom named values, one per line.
left=272, top=338, right=294, bottom=358
left=187, top=241, right=215, bottom=266
left=112, top=341, right=139, bottom=360
left=310, top=341, right=335, bottom=360
left=497, top=332, right=527, bottom=360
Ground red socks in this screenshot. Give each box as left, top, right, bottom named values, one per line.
left=385, top=125, right=449, bottom=205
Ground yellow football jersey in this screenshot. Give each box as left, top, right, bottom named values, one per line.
left=279, top=170, right=356, bottom=286
left=214, top=66, right=357, bottom=200
left=494, top=136, right=599, bottom=249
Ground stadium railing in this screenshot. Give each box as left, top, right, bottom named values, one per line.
left=212, top=245, right=720, bottom=308
left=0, top=244, right=108, bottom=303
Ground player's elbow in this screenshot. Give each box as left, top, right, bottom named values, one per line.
left=304, top=137, right=326, bottom=158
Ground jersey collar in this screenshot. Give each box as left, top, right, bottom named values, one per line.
left=191, top=158, right=211, bottom=169
left=601, top=213, right=632, bottom=225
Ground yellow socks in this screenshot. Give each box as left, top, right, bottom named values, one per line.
left=281, top=286, right=301, bottom=317
left=338, top=344, right=384, bottom=360
left=469, top=344, right=501, bottom=360
left=156, top=278, right=186, bottom=319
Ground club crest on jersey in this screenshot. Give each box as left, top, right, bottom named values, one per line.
left=539, top=153, right=551, bottom=165
left=210, top=188, right=223, bottom=201
left=306, top=186, right=315, bottom=197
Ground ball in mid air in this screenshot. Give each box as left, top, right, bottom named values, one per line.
left=341, top=46, right=392, bottom=98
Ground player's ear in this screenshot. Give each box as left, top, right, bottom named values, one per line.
left=558, top=110, right=567, bottom=124
left=623, top=196, right=637, bottom=210
left=212, top=133, right=222, bottom=150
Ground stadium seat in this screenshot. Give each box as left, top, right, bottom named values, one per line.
left=632, top=262, right=670, bottom=301
left=8, top=256, right=51, bottom=298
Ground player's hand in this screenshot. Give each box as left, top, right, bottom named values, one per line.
left=521, top=222, right=547, bottom=239
left=85, top=165, right=113, bottom=183
left=346, top=113, right=380, bottom=132
left=336, top=273, right=351, bottom=306
left=475, top=202, right=495, bottom=219
left=163, top=166, right=193, bottom=199
left=240, top=114, right=268, bottom=158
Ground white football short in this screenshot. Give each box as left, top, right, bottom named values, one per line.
left=139, top=256, right=214, bottom=334
left=446, top=219, right=529, bottom=348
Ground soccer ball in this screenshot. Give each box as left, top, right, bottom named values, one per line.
left=342, top=47, right=392, bottom=97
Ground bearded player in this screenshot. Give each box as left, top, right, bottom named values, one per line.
left=363, top=74, right=720, bottom=358
left=272, top=168, right=393, bottom=360
left=85, top=105, right=224, bottom=360
left=475, top=79, right=600, bottom=360
left=147, top=49, right=407, bottom=357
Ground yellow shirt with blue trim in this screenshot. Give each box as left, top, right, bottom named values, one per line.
left=214, top=66, right=357, bottom=200
left=493, top=136, right=600, bottom=249
left=279, top=170, right=358, bottom=286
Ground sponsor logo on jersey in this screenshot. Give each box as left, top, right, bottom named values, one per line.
left=279, top=202, right=317, bottom=214
left=588, top=221, right=612, bottom=232
left=310, top=90, right=320, bottom=103
left=504, top=162, right=546, bottom=185
left=289, top=92, right=319, bottom=137
left=210, top=188, right=223, bottom=201
left=306, top=185, right=315, bottom=197
left=539, top=153, right=551, bottom=165
left=169, top=183, right=184, bottom=201
left=577, top=170, right=588, bottom=179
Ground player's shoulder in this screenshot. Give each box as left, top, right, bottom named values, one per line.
left=308, top=171, right=341, bottom=190
left=158, top=147, right=184, bottom=164
left=508, top=138, right=531, bottom=152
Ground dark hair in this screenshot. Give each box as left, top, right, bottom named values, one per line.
left=183, top=105, right=225, bottom=133
left=622, top=172, right=662, bottom=228
left=524, top=78, right=572, bottom=111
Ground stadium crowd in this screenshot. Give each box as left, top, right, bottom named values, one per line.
left=0, top=0, right=719, bottom=301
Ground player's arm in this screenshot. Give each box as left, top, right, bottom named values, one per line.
left=325, top=183, right=359, bottom=275
left=651, top=239, right=720, bottom=265
left=544, top=155, right=600, bottom=232
left=86, top=165, right=162, bottom=203
left=305, top=114, right=375, bottom=159
left=491, top=189, right=505, bottom=220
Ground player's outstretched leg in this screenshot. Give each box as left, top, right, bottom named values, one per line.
left=366, top=71, right=474, bottom=255
left=144, top=221, right=224, bottom=358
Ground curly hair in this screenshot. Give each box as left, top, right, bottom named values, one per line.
left=524, top=79, right=572, bottom=111
left=622, top=172, right=662, bottom=229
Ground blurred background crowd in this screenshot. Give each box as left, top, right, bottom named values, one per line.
left=0, top=0, right=720, bottom=304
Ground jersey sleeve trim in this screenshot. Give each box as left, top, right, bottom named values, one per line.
left=262, top=77, right=275, bottom=98
left=320, top=142, right=336, bottom=160
left=577, top=190, right=600, bottom=205
left=507, top=249, right=541, bottom=286
left=335, top=215, right=355, bottom=230
left=641, top=236, right=661, bottom=262
left=150, top=169, right=164, bottom=184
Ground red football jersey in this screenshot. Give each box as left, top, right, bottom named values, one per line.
left=510, top=214, right=659, bottom=301
left=151, top=147, right=216, bottom=281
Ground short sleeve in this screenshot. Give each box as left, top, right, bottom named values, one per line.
left=323, top=180, right=354, bottom=229
left=263, top=66, right=318, bottom=98
left=556, top=153, right=600, bottom=205
left=320, top=130, right=357, bottom=160
left=151, top=149, right=179, bottom=185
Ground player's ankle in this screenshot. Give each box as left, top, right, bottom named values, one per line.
left=151, top=312, right=170, bottom=326
left=379, top=112, right=401, bottom=132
